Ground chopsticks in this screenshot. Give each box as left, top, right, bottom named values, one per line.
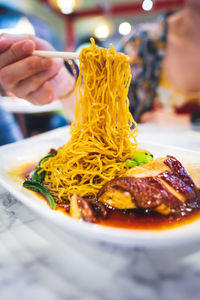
left=32, top=50, right=79, bottom=60
left=33, top=50, right=131, bottom=63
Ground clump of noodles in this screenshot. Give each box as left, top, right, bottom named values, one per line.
left=41, top=38, right=138, bottom=202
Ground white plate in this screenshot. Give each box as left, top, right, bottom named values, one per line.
left=0, top=96, right=63, bottom=113
left=0, top=126, right=200, bottom=248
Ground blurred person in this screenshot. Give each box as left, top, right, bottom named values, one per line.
left=124, top=0, right=200, bottom=127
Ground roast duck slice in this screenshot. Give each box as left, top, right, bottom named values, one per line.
left=97, top=156, right=200, bottom=215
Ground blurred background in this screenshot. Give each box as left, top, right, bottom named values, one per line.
left=0, top=0, right=184, bottom=51
left=0, top=0, right=186, bottom=139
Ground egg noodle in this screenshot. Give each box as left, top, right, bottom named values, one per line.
left=41, top=38, right=138, bottom=202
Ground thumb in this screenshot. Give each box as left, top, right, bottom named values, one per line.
left=0, top=39, right=35, bottom=69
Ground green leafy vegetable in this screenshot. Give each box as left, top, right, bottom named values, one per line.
left=125, top=152, right=153, bottom=168
left=125, top=159, right=138, bottom=168
left=38, top=154, right=55, bottom=167
left=31, top=154, right=55, bottom=183
left=23, top=180, right=56, bottom=210
left=31, top=167, right=45, bottom=183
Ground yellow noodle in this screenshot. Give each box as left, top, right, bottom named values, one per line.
left=41, top=38, right=138, bottom=202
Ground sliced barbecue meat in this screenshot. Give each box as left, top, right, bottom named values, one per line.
left=98, top=156, right=200, bottom=215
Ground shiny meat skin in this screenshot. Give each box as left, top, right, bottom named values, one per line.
left=98, top=176, right=182, bottom=210
left=98, top=156, right=200, bottom=215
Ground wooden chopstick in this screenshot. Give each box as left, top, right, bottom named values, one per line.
left=32, top=50, right=79, bottom=60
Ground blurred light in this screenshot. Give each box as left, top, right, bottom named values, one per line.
left=49, top=0, right=82, bottom=14
left=142, top=0, right=153, bottom=11
left=94, top=21, right=112, bottom=39
left=57, top=0, right=74, bottom=14
left=0, top=17, right=35, bottom=35
left=118, top=22, right=131, bottom=36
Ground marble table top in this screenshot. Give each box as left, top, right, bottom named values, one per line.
left=1, top=125, right=200, bottom=300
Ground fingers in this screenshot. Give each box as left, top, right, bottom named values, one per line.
left=0, top=56, right=54, bottom=90
left=45, top=66, right=75, bottom=99
left=12, top=58, right=63, bottom=98
left=0, top=34, right=37, bottom=53
left=0, top=33, right=74, bottom=106
left=26, top=67, right=75, bottom=105
left=26, top=81, right=54, bottom=105
left=0, top=33, right=55, bottom=52
left=0, top=39, right=35, bottom=68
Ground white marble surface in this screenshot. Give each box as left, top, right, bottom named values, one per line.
left=1, top=126, right=200, bottom=300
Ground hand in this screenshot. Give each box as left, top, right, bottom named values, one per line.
left=0, top=34, right=75, bottom=105
left=140, top=109, right=191, bottom=126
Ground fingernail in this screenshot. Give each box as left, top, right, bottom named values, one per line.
left=42, top=58, right=52, bottom=69
left=22, top=41, right=34, bottom=53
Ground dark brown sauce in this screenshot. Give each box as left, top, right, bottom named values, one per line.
left=28, top=191, right=200, bottom=231
left=18, top=163, right=200, bottom=231
left=96, top=207, right=200, bottom=230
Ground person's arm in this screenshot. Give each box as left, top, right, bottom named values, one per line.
left=0, top=33, right=75, bottom=106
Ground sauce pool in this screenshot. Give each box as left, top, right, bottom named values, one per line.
left=97, top=207, right=200, bottom=230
